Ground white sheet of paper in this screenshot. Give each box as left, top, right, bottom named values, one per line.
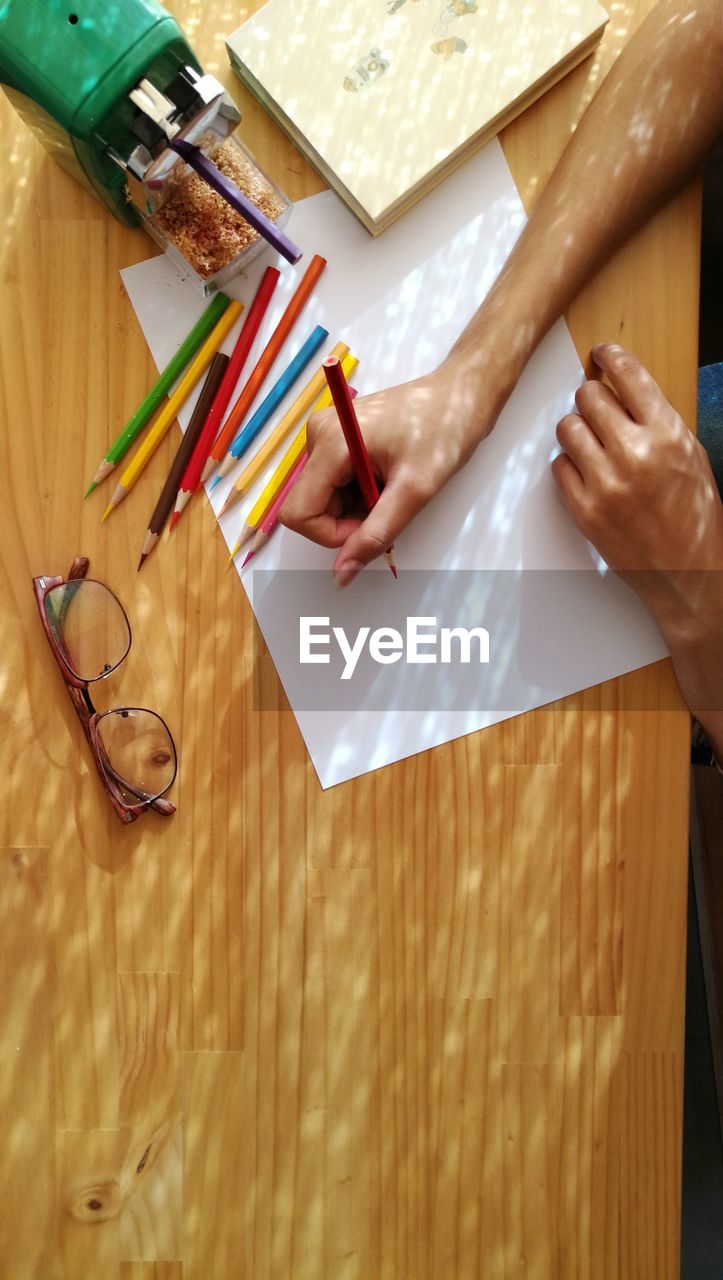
left=122, top=138, right=667, bottom=788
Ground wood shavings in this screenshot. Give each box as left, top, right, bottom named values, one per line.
left=151, top=138, right=284, bottom=279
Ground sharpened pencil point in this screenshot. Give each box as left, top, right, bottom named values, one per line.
left=384, top=548, right=397, bottom=579
left=228, top=542, right=240, bottom=561
left=218, top=491, right=240, bottom=518
left=85, top=481, right=97, bottom=498
left=169, top=512, right=179, bottom=532
left=137, top=554, right=147, bottom=573
left=241, top=549, right=254, bottom=569
left=100, top=504, right=114, bottom=523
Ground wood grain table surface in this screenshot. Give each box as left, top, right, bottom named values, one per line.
left=0, top=1, right=696, bottom=1276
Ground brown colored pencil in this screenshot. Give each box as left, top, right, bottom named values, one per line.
left=137, top=352, right=229, bottom=571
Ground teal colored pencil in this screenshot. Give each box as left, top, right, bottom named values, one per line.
left=85, top=291, right=231, bottom=495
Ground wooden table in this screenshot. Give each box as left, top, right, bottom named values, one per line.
left=0, top=2, right=695, bottom=1276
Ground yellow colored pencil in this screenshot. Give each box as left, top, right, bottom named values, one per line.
left=101, top=300, right=243, bottom=519
left=217, top=339, right=349, bottom=517
left=228, top=354, right=359, bottom=559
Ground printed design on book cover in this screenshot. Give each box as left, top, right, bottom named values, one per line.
left=346, top=0, right=474, bottom=87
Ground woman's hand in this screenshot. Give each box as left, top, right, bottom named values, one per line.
left=552, top=343, right=723, bottom=609
left=552, top=342, right=723, bottom=751
left=280, top=354, right=507, bottom=587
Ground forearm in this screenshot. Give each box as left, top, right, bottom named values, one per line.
left=660, top=591, right=721, bottom=762
left=671, top=645, right=723, bottom=760
left=653, top=566, right=723, bottom=761
left=448, top=0, right=723, bottom=405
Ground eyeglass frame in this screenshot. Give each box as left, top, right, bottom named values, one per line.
left=33, top=556, right=177, bottom=824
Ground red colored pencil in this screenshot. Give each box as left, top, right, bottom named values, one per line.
left=322, top=356, right=397, bottom=578
left=170, top=266, right=280, bottom=529
left=201, top=253, right=327, bottom=485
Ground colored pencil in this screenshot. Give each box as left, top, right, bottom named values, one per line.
left=86, top=292, right=230, bottom=494
left=227, top=365, right=359, bottom=559
left=201, top=253, right=327, bottom=484
left=169, top=266, right=280, bottom=531
left=101, top=300, right=243, bottom=520
left=169, top=138, right=302, bottom=266
left=322, top=355, right=396, bottom=578
left=217, top=339, right=349, bottom=517
left=211, top=324, right=329, bottom=489
left=241, top=452, right=309, bottom=567
left=137, top=351, right=229, bottom=571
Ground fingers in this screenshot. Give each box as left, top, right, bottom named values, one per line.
left=556, top=412, right=603, bottom=479
left=591, top=343, right=671, bottom=424
left=573, top=380, right=628, bottom=448
left=280, top=427, right=356, bottom=548
left=332, top=472, right=429, bottom=587
left=551, top=451, right=586, bottom=516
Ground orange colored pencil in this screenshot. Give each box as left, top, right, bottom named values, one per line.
left=201, top=254, right=327, bottom=485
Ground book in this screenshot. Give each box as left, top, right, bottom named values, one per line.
left=226, top=0, right=608, bottom=234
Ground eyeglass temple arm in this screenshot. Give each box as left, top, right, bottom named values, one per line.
left=67, top=557, right=90, bottom=581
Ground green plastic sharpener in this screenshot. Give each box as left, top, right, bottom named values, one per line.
left=0, top=0, right=290, bottom=291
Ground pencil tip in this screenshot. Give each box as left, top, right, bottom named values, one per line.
left=209, top=476, right=221, bottom=493
left=100, top=504, right=113, bottom=523
left=390, top=565, right=398, bottom=580
left=85, top=481, right=97, bottom=498
left=137, top=554, right=146, bottom=572
left=169, top=513, right=179, bottom=533
left=241, top=550, right=254, bottom=569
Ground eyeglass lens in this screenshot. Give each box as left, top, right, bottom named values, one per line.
left=97, top=709, right=176, bottom=803
left=44, top=580, right=130, bottom=682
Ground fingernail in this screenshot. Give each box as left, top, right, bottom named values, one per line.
left=592, top=342, right=619, bottom=361
left=333, top=560, right=363, bottom=589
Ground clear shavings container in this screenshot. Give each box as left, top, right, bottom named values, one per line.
left=138, top=132, right=291, bottom=295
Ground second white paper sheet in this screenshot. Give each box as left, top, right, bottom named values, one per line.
left=122, top=138, right=666, bottom=788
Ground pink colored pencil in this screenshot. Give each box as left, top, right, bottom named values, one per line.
left=241, top=452, right=309, bottom=567
left=169, top=266, right=280, bottom=530
left=240, top=384, right=359, bottom=567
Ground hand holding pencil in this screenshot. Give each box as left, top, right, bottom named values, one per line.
left=320, top=357, right=396, bottom=579
left=281, top=360, right=489, bottom=586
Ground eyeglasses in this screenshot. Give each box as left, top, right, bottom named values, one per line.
left=33, top=556, right=177, bottom=824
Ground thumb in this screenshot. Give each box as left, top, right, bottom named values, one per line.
left=332, top=473, right=423, bottom=588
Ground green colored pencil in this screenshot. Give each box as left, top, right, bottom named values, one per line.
left=85, top=291, right=231, bottom=496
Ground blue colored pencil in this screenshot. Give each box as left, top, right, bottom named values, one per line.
left=210, top=325, right=329, bottom=487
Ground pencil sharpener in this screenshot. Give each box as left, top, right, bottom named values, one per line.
left=0, top=0, right=290, bottom=293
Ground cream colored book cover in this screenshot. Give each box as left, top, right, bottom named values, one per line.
left=227, top=0, right=608, bottom=230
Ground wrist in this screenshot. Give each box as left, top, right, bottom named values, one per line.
left=442, top=271, right=552, bottom=439
left=630, top=513, right=723, bottom=641
left=653, top=577, right=723, bottom=733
